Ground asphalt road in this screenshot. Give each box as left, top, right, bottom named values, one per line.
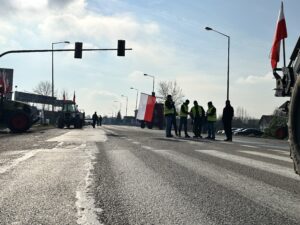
left=0, top=125, right=299, bottom=225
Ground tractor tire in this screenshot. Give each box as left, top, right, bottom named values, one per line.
left=57, top=117, right=64, bottom=129
left=74, top=118, right=81, bottom=129
left=289, top=75, right=300, bottom=175
left=8, top=111, right=31, bottom=133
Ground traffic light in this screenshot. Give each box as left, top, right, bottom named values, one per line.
left=74, top=42, right=83, bottom=58
left=117, top=40, right=125, bottom=56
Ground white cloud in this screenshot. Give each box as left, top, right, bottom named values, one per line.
left=236, top=72, right=274, bottom=84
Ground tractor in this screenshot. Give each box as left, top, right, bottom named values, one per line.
left=0, top=95, right=40, bottom=133
left=273, top=36, right=300, bottom=174
left=56, top=100, right=84, bottom=129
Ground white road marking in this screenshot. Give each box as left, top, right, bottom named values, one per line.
left=267, top=149, right=290, bottom=155
left=132, top=141, right=140, bottom=145
left=0, top=150, right=40, bottom=174
left=240, top=150, right=292, bottom=162
left=76, top=143, right=103, bottom=225
left=47, top=128, right=107, bottom=143
left=151, top=150, right=300, bottom=220
left=241, top=145, right=258, bottom=149
left=195, top=150, right=299, bottom=180
left=142, top=146, right=154, bottom=150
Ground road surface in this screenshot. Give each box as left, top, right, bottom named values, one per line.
left=0, top=125, right=299, bottom=225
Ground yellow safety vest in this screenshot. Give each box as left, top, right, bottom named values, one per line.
left=164, top=101, right=175, bottom=115
left=190, top=105, right=203, bottom=118
left=180, top=104, right=188, bottom=117
left=207, top=106, right=217, bottom=122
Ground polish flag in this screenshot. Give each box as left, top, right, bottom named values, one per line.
left=0, top=72, right=8, bottom=94
left=136, top=93, right=156, bottom=122
left=270, top=1, right=288, bottom=69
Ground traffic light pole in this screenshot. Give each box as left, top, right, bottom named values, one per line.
left=0, top=48, right=133, bottom=58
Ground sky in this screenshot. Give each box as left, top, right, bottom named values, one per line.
left=0, top=0, right=299, bottom=118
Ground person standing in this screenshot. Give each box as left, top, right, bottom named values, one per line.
left=206, top=101, right=217, bottom=140
left=164, top=95, right=175, bottom=138
left=190, top=100, right=205, bottom=138
left=179, top=99, right=190, bottom=138
left=92, top=112, right=98, bottom=128
left=99, top=115, right=103, bottom=126
left=171, top=100, right=178, bottom=136
left=222, top=100, right=234, bottom=141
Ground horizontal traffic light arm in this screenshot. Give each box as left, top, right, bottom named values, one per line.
left=0, top=48, right=133, bottom=58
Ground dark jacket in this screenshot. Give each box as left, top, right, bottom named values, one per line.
left=222, top=105, right=234, bottom=122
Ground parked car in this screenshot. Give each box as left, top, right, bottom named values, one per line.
left=234, top=128, right=263, bottom=137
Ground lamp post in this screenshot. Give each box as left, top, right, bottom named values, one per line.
left=52, top=41, right=70, bottom=111
left=121, top=94, right=128, bottom=117
left=144, top=73, right=155, bottom=96
left=205, top=27, right=230, bottom=100
left=130, top=87, right=139, bottom=112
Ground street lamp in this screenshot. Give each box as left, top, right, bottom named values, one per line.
left=121, top=94, right=128, bottom=117
left=144, top=73, right=155, bottom=95
left=52, top=41, right=70, bottom=111
left=130, top=87, right=139, bottom=113
left=205, top=26, right=230, bottom=100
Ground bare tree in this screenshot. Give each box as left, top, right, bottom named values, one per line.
left=235, top=106, right=250, bottom=123
left=33, top=81, right=51, bottom=96
left=157, top=80, right=184, bottom=107
left=33, top=81, right=52, bottom=111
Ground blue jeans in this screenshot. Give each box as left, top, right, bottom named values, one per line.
left=207, top=121, right=215, bottom=138
left=165, top=115, right=173, bottom=136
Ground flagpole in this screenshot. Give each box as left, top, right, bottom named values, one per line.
left=283, top=38, right=286, bottom=67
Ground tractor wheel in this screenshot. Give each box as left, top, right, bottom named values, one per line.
left=8, top=111, right=31, bottom=133
left=289, top=75, right=300, bottom=175
left=57, top=117, right=64, bottom=129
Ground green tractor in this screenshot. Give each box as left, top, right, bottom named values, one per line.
left=0, top=96, right=40, bottom=133
left=56, top=100, right=84, bottom=129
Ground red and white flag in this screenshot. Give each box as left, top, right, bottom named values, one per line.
left=73, top=91, right=76, bottom=103
left=136, top=93, right=156, bottom=122
left=270, top=1, right=288, bottom=69
left=0, top=72, right=8, bottom=94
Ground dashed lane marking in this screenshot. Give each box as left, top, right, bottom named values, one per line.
left=239, top=150, right=292, bottom=163
left=195, top=150, right=299, bottom=180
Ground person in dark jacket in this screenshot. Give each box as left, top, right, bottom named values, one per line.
left=164, top=95, right=174, bottom=137
left=190, top=100, right=205, bottom=138
left=171, top=100, right=178, bottom=136
left=92, top=112, right=98, bottom=128
left=222, top=100, right=234, bottom=141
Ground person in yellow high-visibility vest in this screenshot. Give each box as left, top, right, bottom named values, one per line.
left=179, top=99, right=190, bottom=138
left=206, top=101, right=217, bottom=140
left=164, top=95, right=175, bottom=137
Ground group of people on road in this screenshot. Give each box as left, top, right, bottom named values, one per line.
left=92, top=112, right=103, bottom=128
left=164, top=95, right=234, bottom=141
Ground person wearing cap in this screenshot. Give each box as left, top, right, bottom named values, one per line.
left=179, top=99, right=190, bottom=138
left=222, top=100, right=234, bottom=141
left=190, top=100, right=205, bottom=138
left=164, top=95, right=175, bottom=137
left=206, top=101, right=217, bottom=140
